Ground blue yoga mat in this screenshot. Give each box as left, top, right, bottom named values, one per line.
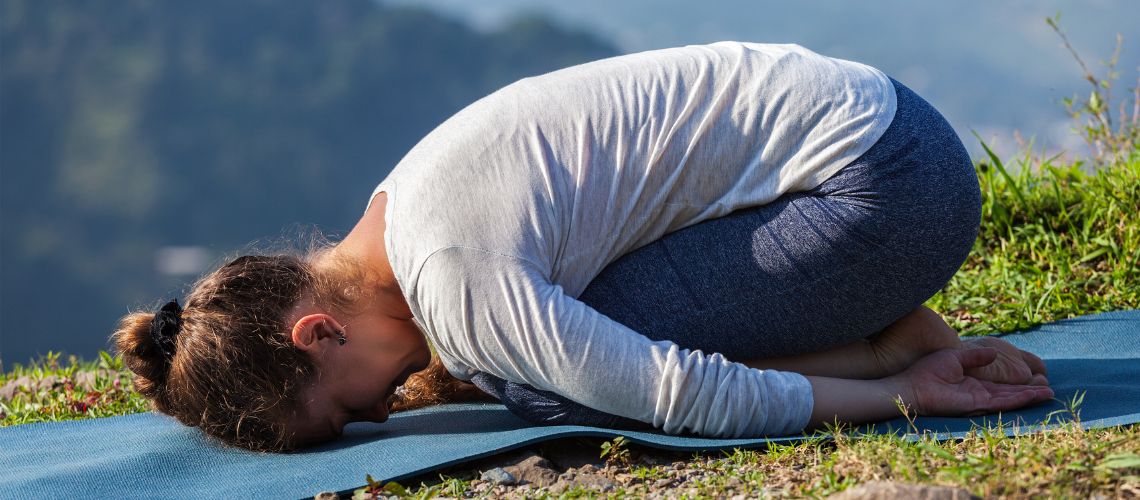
left=2, top=309, right=1138, bottom=498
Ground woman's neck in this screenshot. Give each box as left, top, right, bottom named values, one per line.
left=335, top=191, right=413, bottom=320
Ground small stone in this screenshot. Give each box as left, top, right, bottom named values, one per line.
left=312, top=491, right=338, bottom=500
left=725, top=476, right=744, bottom=489
left=503, top=454, right=559, bottom=487
left=652, top=478, right=674, bottom=489
left=577, top=463, right=598, bottom=474
left=73, top=371, right=98, bottom=390
left=480, top=467, right=517, bottom=486
left=830, top=480, right=980, bottom=500
left=36, top=376, right=61, bottom=391
left=571, top=473, right=616, bottom=492
left=638, top=454, right=665, bottom=465
left=0, top=382, right=16, bottom=400
left=478, top=448, right=533, bottom=470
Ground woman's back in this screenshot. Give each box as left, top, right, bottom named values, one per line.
left=375, top=42, right=895, bottom=297
left=370, top=41, right=897, bottom=437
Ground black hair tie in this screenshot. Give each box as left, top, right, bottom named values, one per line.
left=150, top=299, right=183, bottom=363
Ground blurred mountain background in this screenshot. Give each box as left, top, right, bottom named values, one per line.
left=0, top=0, right=614, bottom=364
left=1, top=0, right=1136, bottom=363
left=389, top=0, right=1140, bottom=159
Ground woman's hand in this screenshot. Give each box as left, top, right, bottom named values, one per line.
left=891, top=348, right=1054, bottom=417
left=960, top=336, right=1049, bottom=386
left=804, top=346, right=1053, bottom=430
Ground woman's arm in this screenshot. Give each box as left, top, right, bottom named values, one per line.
left=804, top=376, right=912, bottom=429
left=804, top=347, right=1054, bottom=430
left=415, top=246, right=815, bottom=437
left=415, top=248, right=1053, bottom=436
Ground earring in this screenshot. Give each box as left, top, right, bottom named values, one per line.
left=335, top=330, right=347, bottom=346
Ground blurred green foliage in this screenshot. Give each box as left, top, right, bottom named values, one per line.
left=0, top=0, right=616, bottom=363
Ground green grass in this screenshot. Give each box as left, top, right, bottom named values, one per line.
left=358, top=422, right=1140, bottom=498
left=3, top=147, right=1139, bottom=498
left=668, top=422, right=1140, bottom=498
left=0, top=351, right=149, bottom=425
left=929, top=142, right=1139, bottom=336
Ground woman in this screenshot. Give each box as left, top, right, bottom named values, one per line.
left=113, top=42, right=1052, bottom=452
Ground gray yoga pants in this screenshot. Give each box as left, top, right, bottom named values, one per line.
left=469, top=78, right=982, bottom=429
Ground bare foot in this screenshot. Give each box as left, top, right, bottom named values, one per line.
left=961, top=336, right=1049, bottom=386
left=868, top=306, right=963, bottom=378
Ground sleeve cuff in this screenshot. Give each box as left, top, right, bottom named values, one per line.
left=762, top=370, right=815, bottom=436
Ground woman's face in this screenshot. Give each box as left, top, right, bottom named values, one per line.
left=286, top=305, right=430, bottom=446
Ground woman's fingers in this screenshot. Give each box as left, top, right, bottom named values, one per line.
left=983, top=391, right=1039, bottom=412
left=980, top=380, right=1053, bottom=395
left=903, top=348, right=1053, bottom=417
left=972, top=336, right=1046, bottom=375
left=956, top=346, right=998, bottom=370
left=976, top=381, right=1054, bottom=412
left=975, top=382, right=1053, bottom=412
left=961, top=337, right=1049, bottom=385
left=989, top=387, right=1054, bottom=412
left=1020, top=349, right=1048, bottom=376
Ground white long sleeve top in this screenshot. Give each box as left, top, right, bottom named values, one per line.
left=366, top=42, right=897, bottom=437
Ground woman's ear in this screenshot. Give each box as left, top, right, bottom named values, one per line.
left=291, top=313, right=340, bottom=354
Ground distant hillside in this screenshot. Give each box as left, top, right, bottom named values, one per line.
left=388, top=0, right=1140, bottom=159
left=0, top=0, right=617, bottom=363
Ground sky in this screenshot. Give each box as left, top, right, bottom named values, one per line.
left=385, top=0, right=1140, bottom=161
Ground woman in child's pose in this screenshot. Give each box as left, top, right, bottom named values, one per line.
left=114, top=42, right=1051, bottom=451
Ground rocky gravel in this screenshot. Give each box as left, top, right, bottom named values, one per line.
left=389, top=437, right=700, bottom=497
left=360, top=437, right=986, bottom=499
left=376, top=437, right=784, bottom=498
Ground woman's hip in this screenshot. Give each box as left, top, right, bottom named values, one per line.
left=576, top=77, right=981, bottom=359
left=809, top=77, right=981, bottom=252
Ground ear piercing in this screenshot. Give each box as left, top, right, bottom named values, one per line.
left=335, top=330, right=347, bottom=346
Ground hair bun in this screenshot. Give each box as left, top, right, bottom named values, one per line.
left=149, top=299, right=183, bottom=369
left=112, top=309, right=176, bottom=407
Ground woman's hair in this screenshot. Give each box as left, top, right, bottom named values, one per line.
left=112, top=246, right=488, bottom=452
